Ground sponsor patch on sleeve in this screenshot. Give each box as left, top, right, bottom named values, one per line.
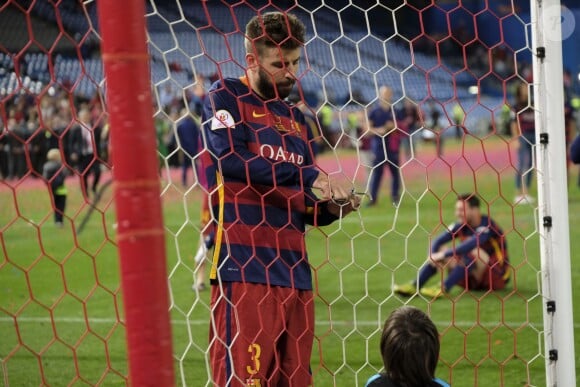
left=211, top=109, right=235, bottom=130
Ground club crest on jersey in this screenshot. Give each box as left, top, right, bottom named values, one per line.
left=211, top=109, right=235, bottom=130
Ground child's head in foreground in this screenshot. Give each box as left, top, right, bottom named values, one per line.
left=380, top=305, right=440, bottom=387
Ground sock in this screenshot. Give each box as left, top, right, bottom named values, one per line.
left=417, top=264, right=437, bottom=288
left=444, top=265, right=467, bottom=292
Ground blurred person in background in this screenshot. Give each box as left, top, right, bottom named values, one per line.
left=176, top=106, right=202, bottom=187
left=511, top=83, right=536, bottom=204
left=394, top=194, right=510, bottom=300
left=69, top=106, right=102, bottom=199
left=42, top=148, right=68, bottom=227
left=366, top=85, right=401, bottom=206
left=398, top=98, right=422, bottom=162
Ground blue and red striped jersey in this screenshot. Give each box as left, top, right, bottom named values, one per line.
left=511, top=103, right=535, bottom=134
left=432, top=215, right=510, bottom=280
left=201, top=76, right=338, bottom=290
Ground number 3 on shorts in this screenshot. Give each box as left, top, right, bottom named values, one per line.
left=246, top=343, right=261, bottom=375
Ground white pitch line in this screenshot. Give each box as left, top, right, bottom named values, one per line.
left=0, top=316, right=556, bottom=328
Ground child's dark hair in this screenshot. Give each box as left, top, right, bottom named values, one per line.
left=380, top=306, right=441, bottom=387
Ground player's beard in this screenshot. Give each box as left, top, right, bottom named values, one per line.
left=256, top=68, right=295, bottom=100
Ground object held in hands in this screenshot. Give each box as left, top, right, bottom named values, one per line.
left=331, top=189, right=367, bottom=210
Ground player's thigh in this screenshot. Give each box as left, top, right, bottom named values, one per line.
left=277, top=289, right=315, bottom=387
left=209, top=282, right=286, bottom=386
left=465, top=248, right=492, bottom=289
left=468, top=248, right=490, bottom=276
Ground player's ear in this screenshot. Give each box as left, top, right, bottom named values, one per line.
left=246, top=52, right=259, bottom=71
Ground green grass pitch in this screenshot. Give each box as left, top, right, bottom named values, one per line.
left=1, top=135, right=579, bottom=386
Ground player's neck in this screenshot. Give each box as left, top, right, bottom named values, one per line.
left=244, top=74, right=268, bottom=101
left=468, top=215, right=482, bottom=227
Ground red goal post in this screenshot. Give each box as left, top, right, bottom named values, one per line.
left=96, top=0, right=175, bottom=385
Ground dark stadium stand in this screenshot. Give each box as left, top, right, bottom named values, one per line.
left=2, top=0, right=578, bottom=133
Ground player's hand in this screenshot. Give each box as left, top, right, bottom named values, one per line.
left=327, top=190, right=362, bottom=217
left=312, top=172, right=361, bottom=216
left=430, top=251, right=446, bottom=262
left=372, top=126, right=387, bottom=136
left=312, top=172, right=332, bottom=199
left=376, top=127, right=386, bottom=136
left=312, top=172, right=354, bottom=201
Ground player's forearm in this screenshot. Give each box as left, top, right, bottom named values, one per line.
left=449, top=232, right=491, bottom=257
left=430, top=232, right=453, bottom=254
left=305, top=201, right=340, bottom=227
left=370, top=126, right=384, bottom=136
left=444, top=238, right=477, bottom=257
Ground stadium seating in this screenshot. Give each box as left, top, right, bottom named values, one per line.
left=0, top=1, right=504, bottom=135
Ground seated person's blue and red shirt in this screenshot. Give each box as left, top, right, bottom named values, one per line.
left=431, top=215, right=510, bottom=288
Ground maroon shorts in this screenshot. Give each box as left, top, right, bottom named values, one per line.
left=209, top=282, right=314, bottom=386
left=455, top=252, right=510, bottom=291
left=456, top=268, right=509, bottom=290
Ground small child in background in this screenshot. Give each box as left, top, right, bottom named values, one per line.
left=42, top=148, right=68, bottom=227
left=365, top=306, right=450, bottom=387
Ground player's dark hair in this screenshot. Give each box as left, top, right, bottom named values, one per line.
left=457, top=193, right=480, bottom=208
left=245, top=12, right=305, bottom=56
left=380, top=306, right=441, bottom=387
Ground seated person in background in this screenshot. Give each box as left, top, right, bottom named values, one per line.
left=365, top=305, right=450, bottom=387
left=394, top=193, right=510, bottom=299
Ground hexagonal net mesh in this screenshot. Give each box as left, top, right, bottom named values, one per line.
left=0, top=0, right=573, bottom=386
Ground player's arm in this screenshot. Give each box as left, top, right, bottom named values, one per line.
left=370, top=118, right=394, bottom=136
left=433, top=226, right=493, bottom=261
left=368, top=109, right=394, bottom=136
left=382, top=110, right=396, bottom=134
left=303, top=187, right=361, bottom=226
left=202, top=85, right=319, bottom=188
left=428, top=226, right=455, bottom=261
left=303, top=117, right=361, bottom=225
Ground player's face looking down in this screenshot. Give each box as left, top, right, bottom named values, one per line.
left=248, top=46, right=301, bottom=100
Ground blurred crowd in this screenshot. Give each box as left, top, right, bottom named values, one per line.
left=1, top=63, right=579, bottom=195
left=0, top=87, right=107, bottom=187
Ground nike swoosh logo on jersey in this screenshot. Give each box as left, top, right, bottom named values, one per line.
left=252, top=110, right=268, bottom=118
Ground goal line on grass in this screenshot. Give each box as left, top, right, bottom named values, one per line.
left=0, top=316, right=553, bottom=328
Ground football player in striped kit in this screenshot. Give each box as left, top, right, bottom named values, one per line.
left=201, top=11, right=361, bottom=387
